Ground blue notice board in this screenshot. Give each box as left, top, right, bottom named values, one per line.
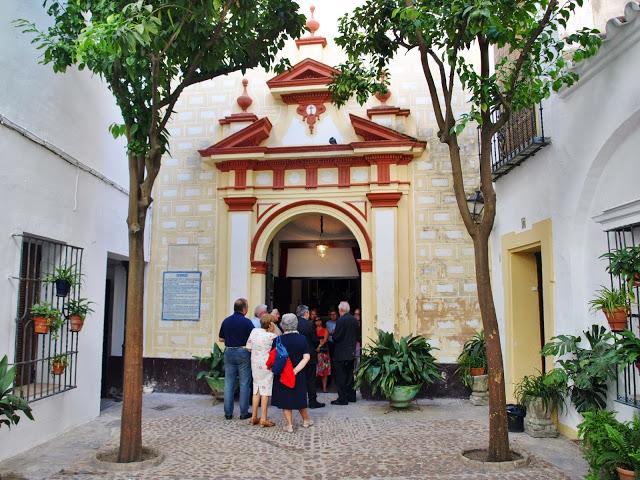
left=162, top=271, right=202, bottom=321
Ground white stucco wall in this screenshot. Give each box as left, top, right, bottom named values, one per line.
left=0, top=0, right=129, bottom=461
left=490, top=6, right=640, bottom=431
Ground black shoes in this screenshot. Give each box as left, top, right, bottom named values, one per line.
left=239, top=413, right=252, bottom=420
left=331, top=399, right=348, bottom=405
left=308, top=401, right=325, bottom=409
left=348, top=396, right=357, bottom=403
left=225, top=415, right=233, bottom=420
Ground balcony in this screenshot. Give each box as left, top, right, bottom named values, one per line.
left=490, top=104, right=549, bottom=180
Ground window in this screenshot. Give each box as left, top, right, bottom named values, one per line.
left=605, top=224, right=640, bottom=408
left=11, top=234, right=83, bottom=402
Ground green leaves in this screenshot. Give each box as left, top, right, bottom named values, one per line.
left=356, top=330, right=442, bottom=398
left=194, top=343, right=225, bottom=379
left=456, top=330, right=487, bottom=387
left=1, top=355, right=34, bottom=429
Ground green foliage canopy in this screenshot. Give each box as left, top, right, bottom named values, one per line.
left=330, top=0, right=602, bottom=136
left=16, top=0, right=305, bottom=158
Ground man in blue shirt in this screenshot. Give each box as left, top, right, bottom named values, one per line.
left=251, top=304, right=267, bottom=329
left=218, top=298, right=254, bottom=420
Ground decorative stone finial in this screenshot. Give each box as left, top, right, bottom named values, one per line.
left=237, top=78, right=252, bottom=112
left=306, top=5, right=320, bottom=36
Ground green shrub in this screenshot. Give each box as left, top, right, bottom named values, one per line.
left=194, top=344, right=225, bottom=379
left=514, top=369, right=567, bottom=412
left=456, top=330, right=487, bottom=388
left=0, top=355, right=34, bottom=429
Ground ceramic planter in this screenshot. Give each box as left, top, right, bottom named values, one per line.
left=524, top=397, right=558, bottom=438
left=33, top=316, right=50, bottom=334
left=616, top=467, right=635, bottom=480
left=51, top=362, right=66, bottom=375
left=205, top=376, right=225, bottom=401
left=69, top=315, right=84, bottom=332
left=389, top=384, right=421, bottom=408
left=470, top=374, right=489, bottom=406
left=604, top=308, right=629, bottom=331
left=470, top=367, right=486, bottom=376
left=55, top=279, right=71, bottom=298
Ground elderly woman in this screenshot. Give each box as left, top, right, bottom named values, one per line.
left=270, top=313, right=313, bottom=432
left=246, top=313, right=278, bottom=427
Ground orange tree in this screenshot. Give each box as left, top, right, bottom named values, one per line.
left=16, top=0, right=305, bottom=463
left=330, top=0, right=601, bottom=462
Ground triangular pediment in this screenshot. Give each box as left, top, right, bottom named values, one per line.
left=198, top=117, right=272, bottom=156
left=267, top=58, right=340, bottom=89
left=349, top=114, right=419, bottom=142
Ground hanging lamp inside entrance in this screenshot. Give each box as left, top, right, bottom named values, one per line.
left=316, top=215, right=329, bottom=258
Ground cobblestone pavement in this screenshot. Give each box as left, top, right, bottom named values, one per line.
left=0, top=392, right=586, bottom=480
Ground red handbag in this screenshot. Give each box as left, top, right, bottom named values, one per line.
left=266, top=349, right=296, bottom=388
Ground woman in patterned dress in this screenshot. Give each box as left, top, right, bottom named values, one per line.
left=314, top=316, right=331, bottom=393
left=246, top=314, right=277, bottom=427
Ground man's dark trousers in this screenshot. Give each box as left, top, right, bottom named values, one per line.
left=305, top=362, right=318, bottom=404
left=334, top=359, right=355, bottom=402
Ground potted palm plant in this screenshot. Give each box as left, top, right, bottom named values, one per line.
left=66, top=298, right=95, bottom=332
left=50, top=353, right=68, bottom=376
left=356, top=330, right=441, bottom=409
left=30, top=303, right=63, bottom=335
left=578, top=410, right=640, bottom=480
left=589, top=286, right=630, bottom=331
left=456, top=331, right=487, bottom=384
left=44, top=265, right=80, bottom=298
left=514, top=369, right=567, bottom=438
left=1, top=355, right=34, bottom=429
left=194, top=344, right=225, bottom=401
left=617, top=329, right=640, bottom=373
left=601, top=246, right=640, bottom=298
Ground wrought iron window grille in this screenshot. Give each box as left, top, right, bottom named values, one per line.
left=488, top=104, right=549, bottom=180
left=605, top=223, right=640, bottom=409
left=10, top=233, right=83, bottom=402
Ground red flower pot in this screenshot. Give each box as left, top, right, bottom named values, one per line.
left=604, top=308, right=629, bottom=332
left=69, top=315, right=84, bottom=332
left=470, top=367, right=486, bottom=376
left=33, top=316, right=50, bottom=334
left=51, top=362, right=66, bottom=375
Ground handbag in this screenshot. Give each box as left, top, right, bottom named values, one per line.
left=271, top=336, right=289, bottom=375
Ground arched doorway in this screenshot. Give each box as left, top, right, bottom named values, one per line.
left=265, top=214, right=362, bottom=315
left=249, top=201, right=374, bottom=342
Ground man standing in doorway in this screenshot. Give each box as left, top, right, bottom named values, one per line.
left=296, top=304, right=325, bottom=409
left=219, top=298, right=254, bottom=420
left=251, top=304, right=267, bottom=329
left=331, top=301, right=359, bottom=405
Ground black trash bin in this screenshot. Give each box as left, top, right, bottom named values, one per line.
left=506, top=404, right=526, bottom=432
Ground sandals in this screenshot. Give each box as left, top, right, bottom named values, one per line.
left=260, top=419, right=275, bottom=428
left=302, top=420, right=314, bottom=428
left=250, top=417, right=260, bottom=426
left=284, top=424, right=294, bottom=433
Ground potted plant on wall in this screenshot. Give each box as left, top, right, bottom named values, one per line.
left=194, top=344, right=225, bottom=401
left=66, top=298, right=94, bottom=333
left=44, top=265, right=80, bottom=298
left=514, top=369, right=567, bottom=438
left=50, top=353, right=68, bottom=376
left=601, top=246, right=640, bottom=298
left=355, top=330, right=442, bottom=409
left=617, top=330, right=640, bottom=373
left=456, top=331, right=487, bottom=385
left=30, top=303, right=62, bottom=335
left=589, top=286, right=630, bottom=332
left=578, top=410, right=640, bottom=480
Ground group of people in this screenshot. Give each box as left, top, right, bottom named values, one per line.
left=218, top=298, right=361, bottom=432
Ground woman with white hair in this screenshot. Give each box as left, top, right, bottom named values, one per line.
left=270, top=313, right=313, bottom=432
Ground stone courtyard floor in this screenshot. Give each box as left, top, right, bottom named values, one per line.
left=0, top=392, right=586, bottom=480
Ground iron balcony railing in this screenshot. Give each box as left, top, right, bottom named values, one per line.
left=490, top=104, right=549, bottom=180
left=606, top=224, right=640, bottom=409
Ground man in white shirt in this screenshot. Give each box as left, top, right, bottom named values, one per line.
left=251, top=304, right=267, bottom=328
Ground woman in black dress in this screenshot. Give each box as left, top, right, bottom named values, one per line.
left=271, top=313, right=313, bottom=432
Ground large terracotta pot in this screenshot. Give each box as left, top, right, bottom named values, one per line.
left=389, top=384, right=421, bottom=409
left=69, top=315, right=84, bottom=332
left=470, top=367, right=486, bottom=377
left=604, top=308, right=629, bottom=331
left=616, top=467, right=635, bottom=480
left=33, top=316, right=50, bottom=334
left=51, top=362, right=66, bottom=375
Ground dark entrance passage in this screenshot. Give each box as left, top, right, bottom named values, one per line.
left=273, top=277, right=361, bottom=316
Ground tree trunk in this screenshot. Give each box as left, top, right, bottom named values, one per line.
left=118, top=151, right=147, bottom=463
left=473, top=231, right=511, bottom=462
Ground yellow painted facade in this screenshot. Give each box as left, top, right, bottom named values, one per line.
left=144, top=1, right=481, bottom=362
